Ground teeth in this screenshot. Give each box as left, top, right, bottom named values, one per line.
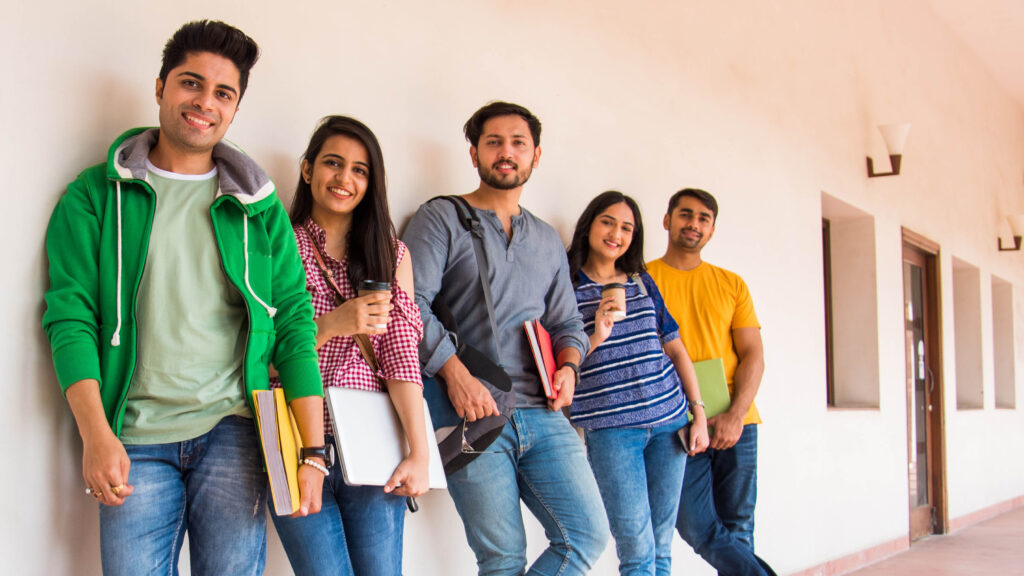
left=328, top=187, right=352, bottom=197
left=185, top=114, right=212, bottom=127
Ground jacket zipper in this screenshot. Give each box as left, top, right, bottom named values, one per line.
left=210, top=196, right=254, bottom=411
left=113, top=178, right=156, bottom=437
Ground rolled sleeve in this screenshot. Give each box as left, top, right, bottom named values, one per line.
left=378, top=271, right=424, bottom=386
left=541, top=248, right=589, bottom=360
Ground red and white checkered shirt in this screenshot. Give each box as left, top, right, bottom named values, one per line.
left=272, top=219, right=424, bottom=430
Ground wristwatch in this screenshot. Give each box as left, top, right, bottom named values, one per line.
left=559, top=361, right=580, bottom=387
left=300, top=444, right=335, bottom=468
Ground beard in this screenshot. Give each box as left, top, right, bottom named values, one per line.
left=478, top=159, right=534, bottom=191
left=670, top=229, right=705, bottom=251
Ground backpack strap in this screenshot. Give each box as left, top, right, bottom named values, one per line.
left=426, top=196, right=507, bottom=381
left=631, top=272, right=648, bottom=297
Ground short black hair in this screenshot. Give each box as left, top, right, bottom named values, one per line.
left=463, top=101, right=542, bottom=147
left=567, top=191, right=646, bottom=284
left=667, top=188, right=718, bottom=222
left=159, top=20, right=260, bottom=100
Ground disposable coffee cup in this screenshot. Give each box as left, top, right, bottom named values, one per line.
left=601, top=283, right=627, bottom=320
left=358, top=280, right=391, bottom=330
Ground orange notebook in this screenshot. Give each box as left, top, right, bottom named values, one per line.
left=524, top=320, right=558, bottom=399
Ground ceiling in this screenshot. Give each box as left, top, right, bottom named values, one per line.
left=928, top=0, right=1024, bottom=110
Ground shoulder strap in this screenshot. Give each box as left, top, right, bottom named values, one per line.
left=301, top=225, right=380, bottom=373
left=631, top=273, right=648, bottom=296
left=427, top=196, right=503, bottom=366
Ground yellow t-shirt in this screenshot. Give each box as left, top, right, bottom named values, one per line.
left=646, top=259, right=762, bottom=425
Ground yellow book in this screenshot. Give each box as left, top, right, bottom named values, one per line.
left=253, top=389, right=301, bottom=516
left=274, top=388, right=302, bottom=514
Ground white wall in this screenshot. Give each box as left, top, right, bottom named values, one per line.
left=4, top=1, right=1024, bottom=575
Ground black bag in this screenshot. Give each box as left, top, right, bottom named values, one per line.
left=421, top=196, right=512, bottom=475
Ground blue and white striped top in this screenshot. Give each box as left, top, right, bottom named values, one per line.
left=570, top=270, right=689, bottom=430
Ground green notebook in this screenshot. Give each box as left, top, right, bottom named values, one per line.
left=692, top=358, right=731, bottom=418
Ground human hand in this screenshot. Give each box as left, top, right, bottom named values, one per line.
left=547, top=366, right=576, bottom=411
left=385, top=452, right=430, bottom=498
left=687, top=412, right=710, bottom=455
left=319, top=292, right=392, bottom=339
left=81, top=428, right=133, bottom=507
left=707, top=409, right=745, bottom=450
left=290, top=461, right=325, bottom=517
left=446, top=371, right=499, bottom=422
left=591, top=296, right=620, bottom=347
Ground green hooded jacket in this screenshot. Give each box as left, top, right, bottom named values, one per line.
left=43, top=127, right=322, bottom=435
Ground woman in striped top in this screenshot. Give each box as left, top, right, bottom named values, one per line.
left=568, top=191, right=709, bottom=576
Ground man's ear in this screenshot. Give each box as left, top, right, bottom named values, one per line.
left=154, top=77, right=164, bottom=103
left=470, top=147, right=479, bottom=168
left=532, top=145, right=542, bottom=169
left=663, top=213, right=671, bottom=231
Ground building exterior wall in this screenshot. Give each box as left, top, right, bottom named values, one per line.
left=3, top=1, right=1022, bottom=574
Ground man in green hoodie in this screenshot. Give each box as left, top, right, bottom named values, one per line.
left=42, top=20, right=326, bottom=575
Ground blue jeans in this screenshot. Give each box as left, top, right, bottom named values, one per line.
left=272, top=434, right=406, bottom=576
left=676, top=424, right=774, bottom=576
left=99, top=415, right=267, bottom=576
left=585, top=421, right=687, bottom=576
left=446, top=407, right=610, bottom=575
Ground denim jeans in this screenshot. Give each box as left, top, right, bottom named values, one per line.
left=676, top=424, right=774, bottom=576
left=99, top=415, right=267, bottom=576
left=272, top=434, right=407, bottom=576
left=585, top=421, right=687, bottom=576
left=446, top=407, right=610, bottom=575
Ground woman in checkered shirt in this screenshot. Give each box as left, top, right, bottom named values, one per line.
left=271, top=115, right=429, bottom=576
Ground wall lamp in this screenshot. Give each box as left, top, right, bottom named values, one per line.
left=867, top=123, right=911, bottom=177
left=998, top=215, right=1024, bottom=251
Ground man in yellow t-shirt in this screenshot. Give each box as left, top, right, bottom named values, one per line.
left=647, top=188, right=775, bottom=575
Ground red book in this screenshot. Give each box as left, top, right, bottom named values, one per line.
left=524, top=320, right=558, bottom=399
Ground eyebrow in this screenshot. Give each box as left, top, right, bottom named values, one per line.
left=177, top=71, right=238, bottom=97
left=322, top=153, right=370, bottom=168
left=679, top=207, right=713, bottom=218
left=484, top=133, right=530, bottom=140
left=599, top=214, right=634, bottom=226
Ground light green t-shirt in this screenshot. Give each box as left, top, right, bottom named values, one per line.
left=119, top=161, right=250, bottom=444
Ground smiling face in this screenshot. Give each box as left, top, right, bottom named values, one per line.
left=664, top=195, right=716, bottom=253
left=303, top=134, right=370, bottom=225
left=587, top=201, right=636, bottom=266
left=470, top=115, right=541, bottom=191
left=154, top=51, right=241, bottom=163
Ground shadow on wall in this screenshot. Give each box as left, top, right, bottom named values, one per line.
left=34, top=235, right=102, bottom=572
left=39, top=70, right=147, bottom=573
left=394, top=134, right=463, bottom=237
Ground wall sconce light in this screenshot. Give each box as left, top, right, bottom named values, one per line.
left=867, top=123, right=911, bottom=177
left=998, top=215, right=1024, bottom=251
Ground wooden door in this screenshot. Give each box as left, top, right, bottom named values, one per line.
left=901, top=232, right=947, bottom=541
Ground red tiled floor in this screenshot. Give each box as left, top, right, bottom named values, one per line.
left=845, top=506, right=1024, bottom=575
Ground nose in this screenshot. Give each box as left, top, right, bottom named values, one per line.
left=192, top=89, right=215, bottom=110
left=338, top=166, right=355, bottom=186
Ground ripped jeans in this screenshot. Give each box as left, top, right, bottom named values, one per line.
left=100, top=415, right=268, bottom=576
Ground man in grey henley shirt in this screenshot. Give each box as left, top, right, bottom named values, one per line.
left=403, top=101, right=609, bottom=575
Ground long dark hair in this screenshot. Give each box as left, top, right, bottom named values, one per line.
left=290, top=115, right=397, bottom=288
left=567, top=191, right=645, bottom=286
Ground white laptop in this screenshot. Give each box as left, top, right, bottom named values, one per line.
left=325, top=387, right=447, bottom=490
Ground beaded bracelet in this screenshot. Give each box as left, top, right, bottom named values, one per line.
left=300, top=458, right=330, bottom=477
